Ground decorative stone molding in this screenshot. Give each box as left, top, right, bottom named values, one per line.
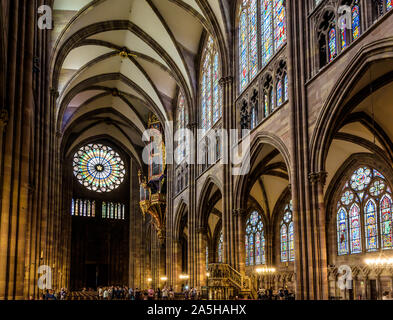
left=308, top=171, right=328, bottom=186
left=232, top=208, right=246, bottom=217
left=219, top=76, right=233, bottom=87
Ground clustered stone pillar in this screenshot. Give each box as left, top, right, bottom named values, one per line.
left=220, top=76, right=236, bottom=270
left=0, top=0, right=66, bottom=300
left=286, top=0, right=329, bottom=300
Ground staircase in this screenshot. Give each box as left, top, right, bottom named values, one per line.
left=207, top=264, right=253, bottom=299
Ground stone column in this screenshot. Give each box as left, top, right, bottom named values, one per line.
left=309, top=171, right=329, bottom=300
left=233, top=209, right=246, bottom=275
left=187, top=122, right=198, bottom=288
left=219, top=76, right=235, bottom=268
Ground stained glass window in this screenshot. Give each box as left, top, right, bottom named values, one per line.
left=217, top=232, right=223, bottom=263
left=380, top=195, right=393, bottom=249
left=102, top=202, right=126, bottom=220
left=201, top=36, right=222, bottom=132
left=352, top=5, right=360, bottom=41
left=273, top=0, right=286, bottom=51
left=280, top=201, right=294, bottom=262
left=284, top=73, right=288, bottom=101
left=328, top=28, right=337, bottom=62
left=176, top=93, right=188, bottom=164
left=239, top=0, right=258, bottom=92
left=337, top=166, right=393, bottom=255
left=262, top=0, right=273, bottom=65
left=337, top=207, right=349, bottom=255
left=276, top=80, right=283, bottom=107
left=71, top=199, right=96, bottom=217
left=341, top=27, right=347, bottom=51
left=245, top=211, right=265, bottom=266
left=387, top=0, right=392, bottom=11
left=73, top=144, right=126, bottom=193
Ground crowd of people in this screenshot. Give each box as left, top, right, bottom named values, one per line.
left=256, top=287, right=295, bottom=300
left=32, top=285, right=295, bottom=300
left=96, top=286, right=202, bottom=300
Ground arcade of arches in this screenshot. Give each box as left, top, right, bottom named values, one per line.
left=1, top=0, right=393, bottom=300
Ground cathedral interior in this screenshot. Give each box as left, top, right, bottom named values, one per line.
left=1, top=0, right=393, bottom=301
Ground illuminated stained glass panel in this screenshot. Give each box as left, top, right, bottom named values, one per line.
left=280, top=201, right=294, bottom=262
left=249, top=0, right=258, bottom=79
left=213, top=53, right=220, bottom=123
left=284, top=73, right=288, bottom=101
left=264, top=92, right=269, bottom=118
left=328, top=28, right=337, bottom=62
left=341, top=28, right=347, bottom=50
left=380, top=195, right=393, bottom=250
left=273, top=0, right=286, bottom=51
left=289, top=222, right=295, bottom=261
left=240, top=10, right=248, bottom=91
left=387, top=0, right=393, bottom=11
left=352, top=5, right=360, bottom=41
left=73, top=144, right=125, bottom=193
left=337, top=207, right=349, bottom=255
left=281, top=224, right=288, bottom=262
left=262, top=0, right=273, bottom=65
left=277, top=80, right=283, bottom=106
left=365, top=200, right=378, bottom=252
left=337, top=166, right=393, bottom=255
left=201, top=36, right=221, bottom=131
left=102, top=202, right=126, bottom=220
left=71, top=199, right=96, bottom=218
left=246, top=211, right=265, bottom=266
left=349, top=204, right=362, bottom=253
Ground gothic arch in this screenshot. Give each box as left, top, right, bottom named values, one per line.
left=310, top=37, right=393, bottom=173
left=197, top=176, right=223, bottom=229
left=234, top=131, right=291, bottom=210
left=174, top=200, right=188, bottom=242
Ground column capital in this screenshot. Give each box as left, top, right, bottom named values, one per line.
left=196, top=226, right=208, bottom=235
left=187, top=122, right=198, bottom=130
left=0, top=109, right=8, bottom=131
left=50, top=88, right=59, bottom=98
left=232, top=208, right=246, bottom=217
left=219, top=76, right=233, bottom=87
left=308, top=171, right=328, bottom=186
left=56, top=130, right=63, bottom=138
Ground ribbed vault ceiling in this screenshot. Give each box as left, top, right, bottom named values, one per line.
left=51, top=0, right=229, bottom=163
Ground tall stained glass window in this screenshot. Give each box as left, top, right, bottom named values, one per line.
left=352, top=5, right=360, bottom=41
left=280, top=201, right=294, bottom=262
left=71, top=199, right=96, bottom=217
left=245, top=211, right=265, bottom=266
left=73, top=144, right=126, bottom=193
left=102, top=202, right=126, bottom=220
left=238, top=0, right=287, bottom=92
left=176, top=93, right=188, bottom=164
left=337, top=166, right=393, bottom=255
left=261, top=0, right=273, bottom=65
left=239, top=0, right=258, bottom=91
left=217, top=232, right=223, bottom=263
left=201, top=36, right=222, bottom=132
left=387, top=0, right=392, bottom=11
left=328, top=28, right=337, bottom=62
left=273, top=0, right=286, bottom=51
